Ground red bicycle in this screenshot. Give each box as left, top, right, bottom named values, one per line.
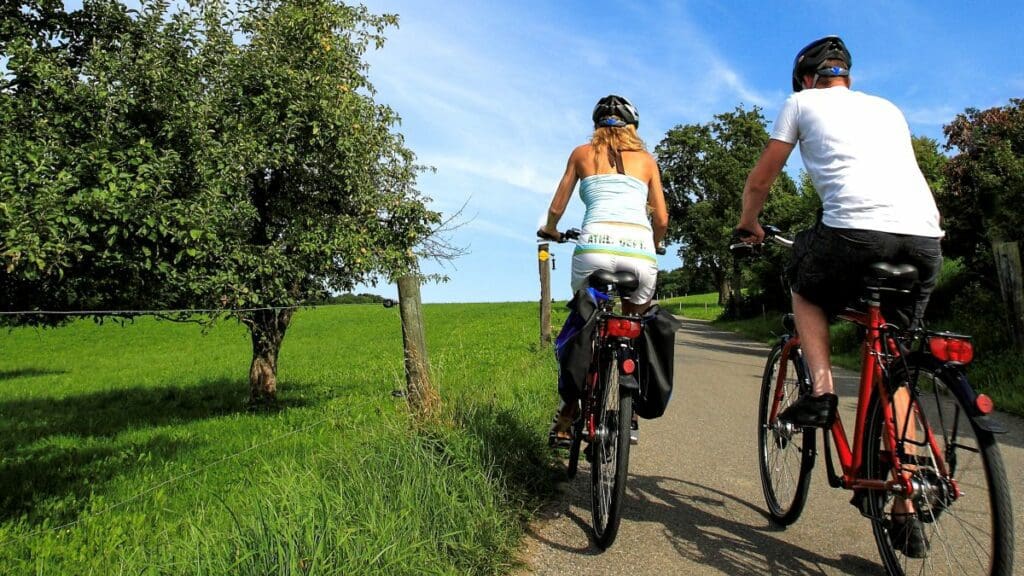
left=736, top=226, right=1014, bottom=576
left=541, top=228, right=652, bottom=549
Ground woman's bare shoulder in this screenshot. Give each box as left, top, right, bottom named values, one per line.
left=570, top=143, right=593, bottom=158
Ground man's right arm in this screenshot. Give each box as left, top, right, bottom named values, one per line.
left=737, top=139, right=795, bottom=241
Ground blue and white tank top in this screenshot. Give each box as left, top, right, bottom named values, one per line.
left=579, top=174, right=651, bottom=230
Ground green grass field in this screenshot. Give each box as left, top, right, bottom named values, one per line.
left=659, top=292, right=723, bottom=321
left=0, top=303, right=564, bottom=575
left=4, top=292, right=1019, bottom=574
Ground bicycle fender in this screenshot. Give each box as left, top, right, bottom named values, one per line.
left=619, top=373, right=640, bottom=391
left=935, top=364, right=1008, bottom=434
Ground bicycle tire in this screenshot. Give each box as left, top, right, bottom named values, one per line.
left=591, top=350, right=631, bottom=549
left=567, top=418, right=583, bottom=480
left=863, top=355, right=1014, bottom=576
left=758, top=339, right=815, bottom=525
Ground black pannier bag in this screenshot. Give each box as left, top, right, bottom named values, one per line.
left=634, top=304, right=681, bottom=419
left=555, top=290, right=681, bottom=419
left=554, top=288, right=602, bottom=404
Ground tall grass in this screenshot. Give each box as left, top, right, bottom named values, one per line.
left=0, top=303, right=563, bottom=574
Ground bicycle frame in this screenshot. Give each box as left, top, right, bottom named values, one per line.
left=772, top=294, right=955, bottom=500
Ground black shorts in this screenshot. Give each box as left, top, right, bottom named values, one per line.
left=787, top=223, right=942, bottom=326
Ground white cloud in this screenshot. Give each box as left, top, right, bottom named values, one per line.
left=357, top=1, right=825, bottom=302
left=903, top=104, right=958, bottom=128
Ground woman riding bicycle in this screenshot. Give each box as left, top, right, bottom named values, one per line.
left=538, top=94, right=669, bottom=445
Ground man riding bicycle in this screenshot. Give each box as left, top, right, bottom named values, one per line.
left=734, top=35, right=944, bottom=556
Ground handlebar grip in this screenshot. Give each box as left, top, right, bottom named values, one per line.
left=537, top=227, right=581, bottom=243
left=655, top=245, right=667, bottom=256
left=561, top=228, right=582, bottom=241
left=731, top=228, right=756, bottom=244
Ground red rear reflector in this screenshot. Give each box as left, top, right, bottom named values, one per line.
left=976, top=394, right=994, bottom=415
left=929, top=336, right=974, bottom=364
left=622, top=358, right=636, bottom=374
left=604, top=319, right=642, bottom=339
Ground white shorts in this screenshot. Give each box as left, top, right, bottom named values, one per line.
left=571, top=222, right=658, bottom=304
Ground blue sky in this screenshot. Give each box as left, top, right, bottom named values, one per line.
left=54, top=1, right=1024, bottom=303
left=357, top=0, right=1024, bottom=303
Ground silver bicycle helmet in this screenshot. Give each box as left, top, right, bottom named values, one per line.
left=592, top=95, right=639, bottom=128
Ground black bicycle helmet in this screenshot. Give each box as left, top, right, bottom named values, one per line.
left=592, top=95, right=639, bottom=128
left=791, top=35, right=852, bottom=92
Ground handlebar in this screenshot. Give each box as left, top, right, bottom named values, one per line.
left=538, top=228, right=667, bottom=255
left=729, top=224, right=794, bottom=256
left=537, top=228, right=581, bottom=243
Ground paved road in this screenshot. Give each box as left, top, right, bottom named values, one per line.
left=519, top=318, right=1024, bottom=575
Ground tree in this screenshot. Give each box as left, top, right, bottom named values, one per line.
left=912, top=135, right=948, bottom=195
left=0, top=0, right=184, bottom=314
left=940, top=100, right=1024, bottom=278
left=1, top=0, right=440, bottom=402
left=656, top=106, right=798, bottom=306
left=940, top=100, right=1024, bottom=347
left=739, top=171, right=819, bottom=311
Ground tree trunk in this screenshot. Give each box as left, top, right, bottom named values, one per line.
left=246, top=308, right=294, bottom=404
left=716, top=270, right=731, bottom=307
left=732, top=257, right=743, bottom=310
left=397, top=274, right=439, bottom=419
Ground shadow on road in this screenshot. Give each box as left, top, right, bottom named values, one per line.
left=625, top=475, right=879, bottom=575
left=533, top=466, right=880, bottom=575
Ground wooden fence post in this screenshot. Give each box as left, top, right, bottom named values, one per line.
left=993, top=241, right=1024, bottom=350
left=397, top=274, right=439, bottom=417
left=539, top=242, right=552, bottom=347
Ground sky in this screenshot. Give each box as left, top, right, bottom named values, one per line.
left=55, top=1, right=1024, bottom=303
left=354, top=0, right=1024, bottom=303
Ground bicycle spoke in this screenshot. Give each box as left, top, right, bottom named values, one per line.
left=758, top=342, right=814, bottom=525
left=868, top=357, right=1012, bottom=576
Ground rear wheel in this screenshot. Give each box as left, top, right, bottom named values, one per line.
left=567, top=418, right=583, bottom=479
left=758, top=339, right=815, bottom=525
left=864, top=356, right=1014, bottom=575
left=591, top=350, right=631, bottom=549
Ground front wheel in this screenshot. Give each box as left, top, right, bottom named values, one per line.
left=758, top=339, right=815, bottom=525
left=591, top=352, right=631, bottom=549
left=864, top=357, right=1014, bottom=575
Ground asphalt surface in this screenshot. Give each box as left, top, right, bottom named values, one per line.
left=519, top=317, right=1024, bottom=575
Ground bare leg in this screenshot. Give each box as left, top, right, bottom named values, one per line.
left=888, top=386, right=917, bottom=514
left=792, top=291, right=834, bottom=396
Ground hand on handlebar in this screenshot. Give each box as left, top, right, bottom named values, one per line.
left=729, top=223, right=791, bottom=257
left=536, top=227, right=561, bottom=242
left=537, top=227, right=581, bottom=243
left=734, top=221, right=765, bottom=244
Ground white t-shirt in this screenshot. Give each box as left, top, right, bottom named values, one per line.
left=770, top=86, right=943, bottom=237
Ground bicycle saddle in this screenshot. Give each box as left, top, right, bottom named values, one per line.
left=863, top=262, right=918, bottom=293
left=587, top=270, right=640, bottom=295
